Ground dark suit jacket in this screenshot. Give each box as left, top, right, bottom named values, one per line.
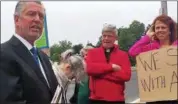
left=0, top=36, right=58, bottom=104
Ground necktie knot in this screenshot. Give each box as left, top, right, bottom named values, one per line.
left=30, top=47, right=39, bottom=65
left=30, top=47, right=37, bottom=55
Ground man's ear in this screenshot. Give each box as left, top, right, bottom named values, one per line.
left=114, top=35, right=118, bottom=41
left=116, top=34, right=118, bottom=40
left=14, top=14, right=20, bottom=25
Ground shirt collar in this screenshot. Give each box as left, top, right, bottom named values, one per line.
left=14, top=33, right=34, bottom=50
left=101, top=44, right=119, bottom=52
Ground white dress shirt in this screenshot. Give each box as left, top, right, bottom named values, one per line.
left=14, top=34, right=50, bottom=87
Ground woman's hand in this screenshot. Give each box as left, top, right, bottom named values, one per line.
left=146, top=25, right=155, bottom=39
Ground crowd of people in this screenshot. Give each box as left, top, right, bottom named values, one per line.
left=0, top=1, right=177, bottom=104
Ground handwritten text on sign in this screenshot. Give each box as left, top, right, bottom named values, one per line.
left=136, top=47, right=177, bottom=102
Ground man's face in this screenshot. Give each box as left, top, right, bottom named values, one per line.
left=101, top=31, right=117, bottom=49
left=15, top=2, right=45, bottom=43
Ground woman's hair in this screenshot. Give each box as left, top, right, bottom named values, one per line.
left=152, top=14, right=177, bottom=44
left=60, top=49, right=86, bottom=82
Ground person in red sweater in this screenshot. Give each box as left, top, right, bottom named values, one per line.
left=86, top=24, right=131, bottom=104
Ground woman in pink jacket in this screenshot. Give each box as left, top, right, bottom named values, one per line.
left=129, top=15, right=177, bottom=58
left=129, top=15, right=177, bottom=104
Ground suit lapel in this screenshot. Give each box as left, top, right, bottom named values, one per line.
left=38, top=51, right=58, bottom=94
left=9, top=36, right=50, bottom=90
left=38, top=51, right=52, bottom=87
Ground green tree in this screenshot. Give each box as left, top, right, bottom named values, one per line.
left=118, top=20, right=145, bottom=51
left=50, top=44, right=60, bottom=62
left=50, top=40, right=72, bottom=62
left=72, top=44, right=83, bottom=54
left=58, top=40, right=72, bottom=53
left=117, top=20, right=145, bottom=66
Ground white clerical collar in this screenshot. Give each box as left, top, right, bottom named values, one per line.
left=14, top=33, right=33, bottom=50
left=106, top=49, right=110, bottom=53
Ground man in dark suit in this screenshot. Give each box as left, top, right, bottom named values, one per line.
left=0, top=1, right=58, bottom=104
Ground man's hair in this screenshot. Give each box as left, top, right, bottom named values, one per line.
left=102, top=23, right=118, bottom=35
left=14, top=1, right=43, bottom=16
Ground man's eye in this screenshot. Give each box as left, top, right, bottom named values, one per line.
left=27, top=12, right=36, bottom=16
left=39, top=13, right=44, bottom=20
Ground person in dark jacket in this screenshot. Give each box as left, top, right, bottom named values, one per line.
left=0, top=1, right=58, bottom=104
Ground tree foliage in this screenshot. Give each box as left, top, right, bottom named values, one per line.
left=118, top=20, right=145, bottom=66
left=72, top=44, right=83, bottom=54
left=118, top=20, right=145, bottom=51
left=50, top=20, right=147, bottom=66
left=50, top=40, right=72, bottom=62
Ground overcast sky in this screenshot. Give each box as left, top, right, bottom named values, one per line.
left=1, top=1, right=177, bottom=46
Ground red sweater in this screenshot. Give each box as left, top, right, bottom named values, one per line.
left=86, top=45, right=131, bottom=101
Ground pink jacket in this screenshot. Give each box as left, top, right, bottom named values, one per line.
left=129, top=35, right=178, bottom=57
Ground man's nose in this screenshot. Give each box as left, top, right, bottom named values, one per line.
left=33, top=14, right=43, bottom=23
left=104, top=36, right=109, bottom=39
left=34, top=15, right=40, bottom=21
